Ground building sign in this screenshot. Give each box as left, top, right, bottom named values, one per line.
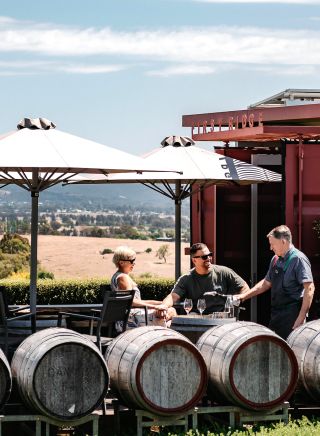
left=191, top=111, right=264, bottom=139
left=182, top=103, right=320, bottom=142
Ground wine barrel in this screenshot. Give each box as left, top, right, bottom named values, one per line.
left=197, top=321, right=298, bottom=411
left=171, top=314, right=236, bottom=344
left=0, top=348, right=12, bottom=409
left=105, top=326, right=207, bottom=415
left=287, top=319, right=320, bottom=403
left=11, top=328, right=109, bottom=421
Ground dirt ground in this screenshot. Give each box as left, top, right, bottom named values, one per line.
left=36, top=235, right=190, bottom=280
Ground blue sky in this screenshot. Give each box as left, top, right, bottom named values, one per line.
left=1, top=0, right=320, bottom=155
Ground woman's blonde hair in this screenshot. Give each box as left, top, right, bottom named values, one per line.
left=112, top=246, right=136, bottom=267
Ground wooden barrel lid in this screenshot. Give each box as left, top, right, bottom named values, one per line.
left=12, top=328, right=109, bottom=420
left=136, top=337, right=207, bottom=413
left=229, top=334, right=298, bottom=408
left=197, top=322, right=298, bottom=410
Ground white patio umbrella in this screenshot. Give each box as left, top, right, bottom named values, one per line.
left=0, top=118, right=180, bottom=314
left=68, top=136, right=281, bottom=280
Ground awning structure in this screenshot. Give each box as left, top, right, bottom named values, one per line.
left=192, top=125, right=320, bottom=142
left=182, top=102, right=320, bottom=143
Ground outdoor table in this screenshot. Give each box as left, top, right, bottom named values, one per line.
left=37, top=305, right=104, bottom=333
left=9, top=303, right=148, bottom=332
left=170, top=314, right=236, bottom=343
left=10, top=303, right=144, bottom=313
left=35, top=304, right=103, bottom=314
left=9, top=304, right=103, bottom=313
left=8, top=304, right=104, bottom=333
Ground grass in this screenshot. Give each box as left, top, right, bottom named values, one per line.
left=137, top=417, right=320, bottom=436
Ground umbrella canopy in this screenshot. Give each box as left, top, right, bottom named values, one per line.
left=0, top=118, right=180, bottom=314
left=68, top=136, right=281, bottom=280
left=1, top=118, right=179, bottom=176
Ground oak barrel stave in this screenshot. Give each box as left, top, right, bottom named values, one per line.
left=196, top=321, right=298, bottom=411
left=287, top=319, right=320, bottom=403
left=0, top=348, right=12, bottom=409
left=105, top=326, right=207, bottom=415
left=11, top=328, right=109, bottom=421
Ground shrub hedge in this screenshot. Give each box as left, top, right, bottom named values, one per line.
left=0, top=278, right=175, bottom=305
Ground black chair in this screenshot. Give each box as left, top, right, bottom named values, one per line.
left=0, top=286, right=35, bottom=357
left=57, top=289, right=135, bottom=352
left=100, top=284, right=148, bottom=326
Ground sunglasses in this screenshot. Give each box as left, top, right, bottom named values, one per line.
left=193, top=253, right=213, bottom=260
left=120, top=258, right=136, bottom=264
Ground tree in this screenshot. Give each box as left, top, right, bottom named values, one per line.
left=156, top=244, right=170, bottom=263
left=51, top=220, right=61, bottom=231
left=0, top=233, right=30, bottom=254
left=38, top=221, right=52, bottom=235
left=0, top=233, right=31, bottom=278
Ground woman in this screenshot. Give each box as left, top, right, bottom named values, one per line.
left=111, top=246, right=175, bottom=327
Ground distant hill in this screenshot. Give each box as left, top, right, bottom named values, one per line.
left=0, top=183, right=190, bottom=213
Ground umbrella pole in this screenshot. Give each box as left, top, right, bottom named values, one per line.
left=175, top=181, right=182, bottom=281
left=30, top=170, right=39, bottom=319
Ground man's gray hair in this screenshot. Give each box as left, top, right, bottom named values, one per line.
left=267, top=225, right=292, bottom=243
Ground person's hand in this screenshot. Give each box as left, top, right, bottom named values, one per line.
left=292, top=314, right=306, bottom=330
left=154, top=304, right=168, bottom=319
left=233, top=295, right=242, bottom=306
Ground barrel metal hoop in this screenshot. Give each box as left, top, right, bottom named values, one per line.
left=0, top=352, right=12, bottom=407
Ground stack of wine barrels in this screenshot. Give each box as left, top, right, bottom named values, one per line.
left=287, top=319, right=320, bottom=403
left=0, top=348, right=12, bottom=409
left=11, top=328, right=109, bottom=421
left=105, top=326, right=207, bottom=416
left=196, top=321, right=298, bottom=411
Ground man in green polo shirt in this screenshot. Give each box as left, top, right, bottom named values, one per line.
left=161, top=242, right=250, bottom=316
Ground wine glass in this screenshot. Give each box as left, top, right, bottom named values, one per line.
left=197, top=299, right=206, bottom=317
left=225, top=295, right=234, bottom=318
left=183, top=299, right=193, bottom=315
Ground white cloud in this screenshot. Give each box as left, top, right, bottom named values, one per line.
left=0, top=18, right=320, bottom=65
left=1, top=16, right=320, bottom=77
left=149, top=62, right=318, bottom=77
left=249, top=64, right=319, bottom=75
left=0, top=17, right=20, bottom=24
left=57, top=64, right=126, bottom=74
left=0, top=59, right=126, bottom=75
left=147, top=64, right=217, bottom=76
